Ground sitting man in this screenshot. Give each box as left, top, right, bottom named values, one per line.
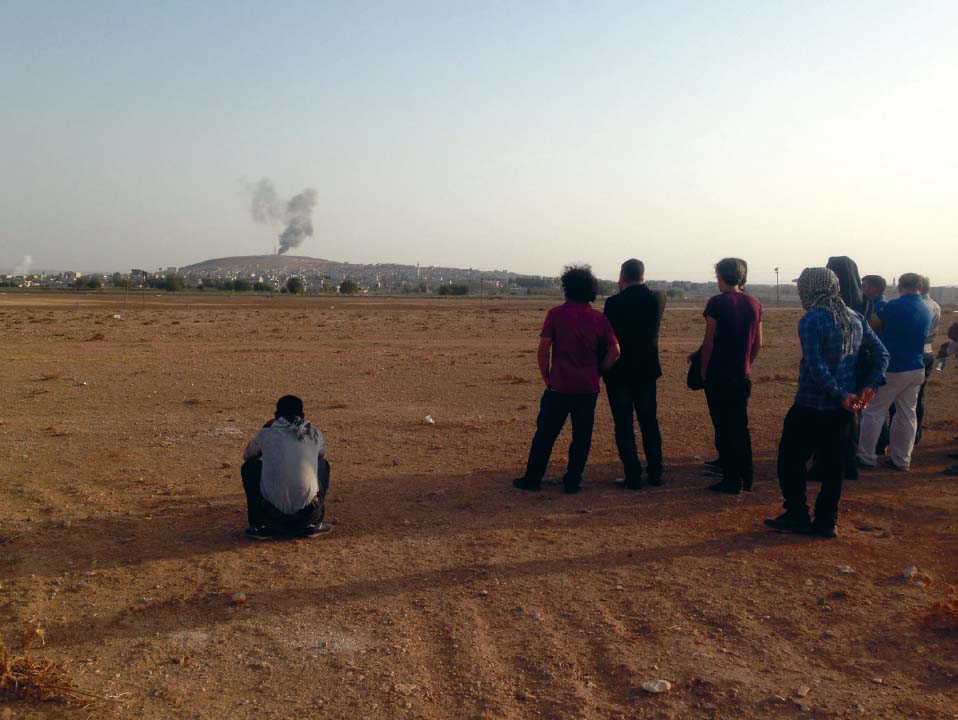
left=241, top=395, right=332, bottom=539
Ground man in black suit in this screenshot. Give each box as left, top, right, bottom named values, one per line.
left=603, top=259, right=666, bottom=488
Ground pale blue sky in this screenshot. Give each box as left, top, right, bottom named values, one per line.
left=2, top=1, right=956, bottom=282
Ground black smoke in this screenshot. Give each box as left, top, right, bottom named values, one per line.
left=248, top=178, right=318, bottom=254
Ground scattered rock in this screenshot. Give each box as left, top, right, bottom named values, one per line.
left=423, top=415, right=435, bottom=425
left=221, top=462, right=231, bottom=469
left=903, top=566, right=917, bottom=579
left=478, top=590, right=489, bottom=597
left=797, top=685, right=811, bottom=697
left=836, top=565, right=855, bottom=574
left=872, top=677, right=883, bottom=684
left=640, top=679, right=671, bottom=694
left=230, top=592, right=247, bottom=605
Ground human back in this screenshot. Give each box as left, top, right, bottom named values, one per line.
left=256, top=418, right=326, bottom=514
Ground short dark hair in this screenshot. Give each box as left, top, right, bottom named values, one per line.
left=715, top=258, right=747, bottom=287
left=898, top=273, right=922, bottom=292
left=862, top=274, right=886, bottom=294
left=275, top=394, right=305, bottom=420
left=560, top=265, right=598, bottom=303
left=620, top=259, right=644, bottom=283
left=920, top=275, right=931, bottom=295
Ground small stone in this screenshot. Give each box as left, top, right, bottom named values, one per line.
left=640, top=679, right=671, bottom=694
left=478, top=590, right=489, bottom=597
left=902, top=566, right=918, bottom=579
left=836, top=565, right=855, bottom=574
left=872, top=677, right=883, bottom=684
left=230, top=592, right=247, bottom=605
left=221, top=462, right=231, bottom=469
left=797, top=685, right=811, bottom=697
left=614, top=585, right=625, bottom=591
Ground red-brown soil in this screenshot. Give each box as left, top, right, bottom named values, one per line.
left=1, top=294, right=956, bottom=719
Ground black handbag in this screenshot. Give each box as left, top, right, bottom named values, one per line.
left=687, top=350, right=706, bottom=391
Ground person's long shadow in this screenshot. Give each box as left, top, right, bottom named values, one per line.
left=5, top=446, right=956, bottom=581
left=43, top=528, right=807, bottom=648
left=1, top=452, right=784, bottom=580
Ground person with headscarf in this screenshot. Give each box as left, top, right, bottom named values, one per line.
left=241, top=395, right=333, bottom=539
left=765, top=268, right=887, bottom=538
left=826, top=256, right=870, bottom=317
left=858, top=273, right=932, bottom=471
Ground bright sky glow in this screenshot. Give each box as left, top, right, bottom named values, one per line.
left=2, top=1, right=956, bottom=282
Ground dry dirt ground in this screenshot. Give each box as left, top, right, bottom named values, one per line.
left=1, top=293, right=956, bottom=720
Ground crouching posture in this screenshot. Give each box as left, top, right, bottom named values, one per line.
left=241, top=395, right=332, bottom=539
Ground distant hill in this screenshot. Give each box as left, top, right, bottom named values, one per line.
left=179, top=255, right=340, bottom=275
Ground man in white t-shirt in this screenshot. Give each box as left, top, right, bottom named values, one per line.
left=241, top=395, right=332, bottom=539
left=915, top=276, right=942, bottom=445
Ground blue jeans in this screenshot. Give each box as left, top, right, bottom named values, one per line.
left=523, top=389, right=598, bottom=487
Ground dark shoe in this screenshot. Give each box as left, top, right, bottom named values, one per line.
left=708, top=481, right=741, bottom=494
left=646, top=470, right=663, bottom=486
left=703, top=465, right=724, bottom=477
left=947, top=453, right=958, bottom=460
left=764, top=511, right=813, bottom=534
left=857, top=460, right=879, bottom=471
left=562, top=481, right=581, bottom=495
left=810, top=523, right=838, bottom=539
left=512, top=477, right=541, bottom=492
left=742, top=478, right=753, bottom=492
left=244, top=526, right=274, bottom=540
left=703, top=458, right=722, bottom=469
left=883, top=459, right=908, bottom=472
left=614, top=477, right=642, bottom=490
left=942, top=464, right=958, bottom=476
left=301, top=522, right=334, bottom=538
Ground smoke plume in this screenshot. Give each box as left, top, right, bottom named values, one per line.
left=14, top=255, right=33, bottom=276
left=248, top=178, right=318, bottom=254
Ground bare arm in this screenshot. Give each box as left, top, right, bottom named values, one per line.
left=749, top=321, right=763, bottom=363
left=537, top=336, right=552, bottom=385
left=601, top=342, right=621, bottom=374
left=700, top=316, right=718, bottom=380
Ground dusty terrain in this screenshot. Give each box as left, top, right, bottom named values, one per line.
left=1, top=293, right=956, bottom=720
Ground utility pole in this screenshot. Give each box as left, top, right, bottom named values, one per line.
left=480, top=273, right=483, bottom=305
left=774, top=267, right=780, bottom=306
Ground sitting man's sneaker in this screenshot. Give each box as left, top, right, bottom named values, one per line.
left=614, top=477, right=642, bottom=490
left=512, top=477, right=541, bottom=492
left=707, top=481, right=741, bottom=494
left=646, top=470, right=663, bottom=487
left=703, top=458, right=722, bottom=469
left=301, top=522, right=334, bottom=538
left=810, top=523, right=838, bottom=539
left=764, top=511, right=813, bottom=534
left=883, top=458, right=908, bottom=472
left=857, top=460, right=878, bottom=471
left=245, top=525, right=274, bottom=540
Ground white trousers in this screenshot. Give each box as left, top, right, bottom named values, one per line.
left=858, top=369, right=925, bottom=468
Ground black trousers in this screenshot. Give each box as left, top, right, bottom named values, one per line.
left=241, top=458, right=330, bottom=533
left=523, top=389, right=598, bottom=486
left=777, top=404, right=852, bottom=524
left=607, top=380, right=663, bottom=482
left=704, top=377, right=753, bottom=490
left=915, top=351, right=935, bottom=445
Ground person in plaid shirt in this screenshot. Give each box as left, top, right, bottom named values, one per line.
left=765, top=267, right=888, bottom=538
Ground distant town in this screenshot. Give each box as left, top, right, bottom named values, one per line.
left=2, top=254, right=955, bottom=306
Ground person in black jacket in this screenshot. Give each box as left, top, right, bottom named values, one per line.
left=602, top=259, right=666, bottom=488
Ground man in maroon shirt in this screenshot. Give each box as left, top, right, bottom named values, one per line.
left=693, top=257, right=763, bottom=494
left=513, top=266, right=621, bottom=494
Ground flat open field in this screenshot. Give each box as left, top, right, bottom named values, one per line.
left=1, top=293, right=956, bottom=720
